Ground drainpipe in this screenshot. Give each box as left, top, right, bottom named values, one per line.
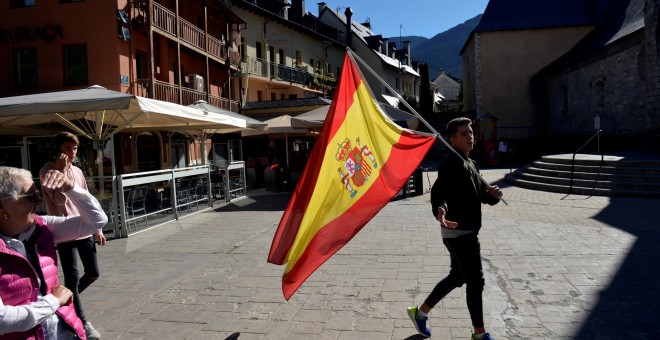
left=344, top=7, right=352, bottom=50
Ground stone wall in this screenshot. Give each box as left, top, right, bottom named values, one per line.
left=645, top=0, right=660, bottom=134
left=547, top=41, right=647, bottom=138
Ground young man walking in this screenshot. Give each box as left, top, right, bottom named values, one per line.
left=40, top=132, right=105, bottom=340
left=408, top=117, right=502, bottom=339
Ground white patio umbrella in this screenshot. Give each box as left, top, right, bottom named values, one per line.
left=189, top=100, right=266, bottom=133
left=290, top=102, right=420, bottom=129
left=0, top=86, right=247, bottom=140
left=242, top=115, right=308, bottom=165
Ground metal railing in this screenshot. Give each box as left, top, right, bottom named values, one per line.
left=209, top=94, right=240, bottom=112
left=568, top=129, right=604, bottom=195
left=112, top=166, right=214, bottom=237
left=242, top=56, right=338, bottom=90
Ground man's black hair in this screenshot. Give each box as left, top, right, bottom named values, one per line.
left=447, top=117, right=472, bottom=136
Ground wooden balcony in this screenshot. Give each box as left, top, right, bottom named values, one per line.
left=133, top=1, right=231, bottom=62
left=133, top=79, right=240, bottom=111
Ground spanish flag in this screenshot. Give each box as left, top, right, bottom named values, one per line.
left=268, top=53, right=436, bottom=300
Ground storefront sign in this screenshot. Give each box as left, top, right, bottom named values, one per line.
left=0, top=24, right=64, bottom=44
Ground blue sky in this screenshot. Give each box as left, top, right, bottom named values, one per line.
left=317, top=0, right=490, bottom=39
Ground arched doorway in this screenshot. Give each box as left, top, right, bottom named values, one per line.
left=136, top=132, right=161, bottom=171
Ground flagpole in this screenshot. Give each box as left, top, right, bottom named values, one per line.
left=347, top=50, right=508, bottom=205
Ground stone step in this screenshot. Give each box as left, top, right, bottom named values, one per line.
left=504, top=173, right=660, bottom=198
left=541, top=154, right=660, bottom=167
left=513, top=171, right=660, bottom=191
left=531, top=161, right=660, bottom=176
left=505, top=153, right=660, bottom=198
left=524, top=166, right=660, bottom=183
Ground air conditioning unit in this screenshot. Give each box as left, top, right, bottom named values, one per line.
left=187, top=74, right=204, bottom=92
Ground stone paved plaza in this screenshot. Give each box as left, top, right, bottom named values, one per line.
left=79, top=169, right=660, bottom=339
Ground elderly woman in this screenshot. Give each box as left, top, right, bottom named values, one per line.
left=0, top=166, right=108, bottom=339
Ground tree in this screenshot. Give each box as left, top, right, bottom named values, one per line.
left=398, top=91, right=418, bottom=114
left=419, top=63, right=433, bottom=114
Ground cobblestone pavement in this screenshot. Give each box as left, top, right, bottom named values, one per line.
left=79, top=169, right=660, bottom=339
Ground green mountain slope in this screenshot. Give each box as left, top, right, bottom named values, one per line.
left=388, top=14, right=482, bottom=80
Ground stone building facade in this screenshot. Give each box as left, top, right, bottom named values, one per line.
left=542, top=0, right=658, bottom=150
left=463, top=0, right=660, bottom=154
left=546, top=38, right=646, bottom=138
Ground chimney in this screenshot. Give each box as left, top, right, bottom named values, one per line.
left=344, top=7, right=353, bottom=49
left=291, top=0, right=305, bottom=22
left=403, top=40, right=411, bottom=66
left=317, top=2, right=326, bottom=16
left=439, top=68, right=445, bottom=77
left=382, top=38, right=389, bottom=55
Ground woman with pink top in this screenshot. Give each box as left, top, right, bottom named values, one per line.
left=39, top=132, right=105, bottom=340
left=0, top=166, right=107, bottom=339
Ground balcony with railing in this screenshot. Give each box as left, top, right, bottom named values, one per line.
left=132, top=1, right=231, bottom=62
left=133, top=79, right=240, bottom=110
left=242, top=56, right=337, bottom=94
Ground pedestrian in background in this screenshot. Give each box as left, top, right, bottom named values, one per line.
left=39, top=132, right=105, bottom=340
left=408, top=117, right=502, bottom=339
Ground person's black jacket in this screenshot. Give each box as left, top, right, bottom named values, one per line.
left=430, top=150, right=500, bottom=232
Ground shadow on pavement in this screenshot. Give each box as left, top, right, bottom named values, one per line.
left=576, top=196, right=660, bottom=338
left=214, top=189, right=291, bottom=212
left=403, top=334, right=431, bottom=340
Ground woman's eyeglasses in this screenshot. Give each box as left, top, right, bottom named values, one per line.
left=0, top=190, right=42, bottom=203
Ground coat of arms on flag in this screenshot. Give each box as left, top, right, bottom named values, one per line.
left=337, top=137, right=378, bottom=198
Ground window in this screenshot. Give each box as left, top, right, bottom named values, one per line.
left=593, top=80, right=605, bottom=115
left=62, top=44, right=88, bottom=85
left=10, top=0, right=35, bottom=8
left=13, top=47, right=37, bottom=88
left=560, top=85, right=568, bottom=115
left=256, top=42, right=262, bottom=59
left=240, top=37, right=246, bottom=61
left=135, top=50, right=148, bottom=79
left=271, top=93, right=276, bottom=101
left=257, top=90, right=263, bottom=101
left=278, top=49, right=284, bottom=64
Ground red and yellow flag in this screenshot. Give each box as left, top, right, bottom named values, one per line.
left=267, top=53, right=435, bottom=300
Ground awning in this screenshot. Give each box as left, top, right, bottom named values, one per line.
left=291, top=102, right=420, bottom=130
left=242, top=115, right=307, bottom=136
left=434, top=92, right=445, bottom=104
left=0, top=86, right=247, bottom=140
left=189, top=100, right=266, bottom=132
left=381, top=94, right=399, bottom=107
